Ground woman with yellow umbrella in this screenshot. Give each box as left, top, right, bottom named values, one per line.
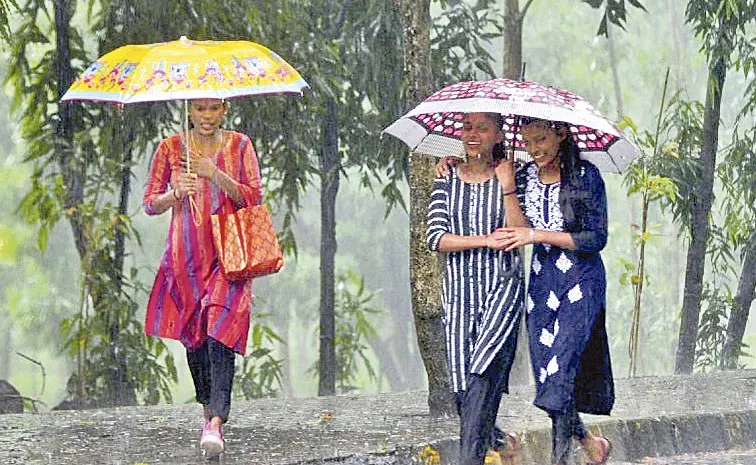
left=62, top=37, right=308, bottom=457
left=143, top=97, right=260, bottom=456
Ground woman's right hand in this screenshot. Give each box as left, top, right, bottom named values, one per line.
left=434, top=156, right=458, bottom=177
left=174, top=172, right=198, bottom=199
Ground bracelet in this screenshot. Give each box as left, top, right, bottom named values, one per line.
left=529, top=228, right=535, bottom=242
left=172, top=188, right=180, bottom=200
left=503, top=188, right=517, bottom=196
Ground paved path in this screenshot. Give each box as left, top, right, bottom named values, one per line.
left=1, top=370, right=755, bottom=464
left=614, top=448, right=756, bottom=465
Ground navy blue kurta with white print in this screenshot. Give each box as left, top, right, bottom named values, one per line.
left=427, top=167, right=524, bottom=393
left=516, top=160, right=614, bottom=415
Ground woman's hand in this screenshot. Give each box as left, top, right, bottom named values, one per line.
left=494, top=157, right=516, bottom=193
left=174, top=171, right=198, bottom=199
left=434, top=156, right=459, bottom=178
left=484, top=228, right=511, bottom=250
left=183, top=149, right=217, bottom=180
left=498, top=226, right=535, bottom=251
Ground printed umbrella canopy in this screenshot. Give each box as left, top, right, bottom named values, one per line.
left=61, top=36, right=307, bottom=174
left=61, top=35, right=308, bottom=103
left=382, top=78, right=640, bottom=173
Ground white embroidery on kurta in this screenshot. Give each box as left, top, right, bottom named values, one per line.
left=539, top=319, right=560, bottom=348
left=547, top=291, right=560, bottom=311
left=527, top=294, right=535, bottom=314
left=532, top=256, right=542, bottom=275
left=555, top=252, right=573, bottom=273
left=539, top=355, right=560, bottom=383
left=568, top=284, right=583, bottom=303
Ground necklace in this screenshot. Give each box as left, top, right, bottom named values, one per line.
left=190, top=130, right=225, bottom=157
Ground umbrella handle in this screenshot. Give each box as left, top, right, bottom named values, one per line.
left=183, top=99, right=201, bottom=226
left=184, top=99, right=190, bottom=174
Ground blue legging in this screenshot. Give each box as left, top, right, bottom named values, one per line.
left=186, top=337, right=236, bottom=423
left=455, top=340, right=517, bottom=465
left=548, top=406, right=588, bottom=465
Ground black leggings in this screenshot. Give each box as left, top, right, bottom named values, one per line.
left=186, top=337, right=236, bottom=423
left=455, top=346, right=516, bottom=465
left=548, top=406, right=588, bottom=465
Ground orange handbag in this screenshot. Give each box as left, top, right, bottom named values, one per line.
left=211, top=204, right=284, bottom=281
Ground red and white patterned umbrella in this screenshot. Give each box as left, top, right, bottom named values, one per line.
left=383, top=78, right=640, bottom=173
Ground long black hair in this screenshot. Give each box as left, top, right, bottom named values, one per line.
left=518, top=117, right=587, bottom=229
left=517, top=116, right=580, bottom=176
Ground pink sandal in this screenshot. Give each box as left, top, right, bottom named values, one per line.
left=585, top=436, right=611, bottom=465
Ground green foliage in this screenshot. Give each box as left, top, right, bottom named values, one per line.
left=620, top=84, right=679, bottom=376
left=6, top=0, right=183, bottom=407
left=0, top=0, right=17, bottom=44
left=309, top=270, right=382, bottom=393
left=694, top=283, right=734, bottom=371
left=431, top=0, right=501, bottom=83
left=580, top=0, right=648, bottom=36
left=639, top=95, right=705, bottom=232
left=233, top=313, right=285, bottom=400
left=685, top=0, right=756, bottom=67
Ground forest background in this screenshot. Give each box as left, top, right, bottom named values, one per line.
left=0, top=0, right=754, bottom=411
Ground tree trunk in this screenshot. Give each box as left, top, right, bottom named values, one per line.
left=318, top=97, right=339, bottom=396
left=605, top=21, right=624, bottom=119
left=501, top=0, right=533, bottom=387
left=502, top=0, right=524, bottom=79
left=395, top=0, right=455, bottom=416
left=53, top=0, right=86, bottom=258
left=722, top=234, right=756, bottom=369
left=674, top=58, right=726, bottom=374
left=110, top=118, right=136, bottom=406
left=54, top=0, right=90, bottom=405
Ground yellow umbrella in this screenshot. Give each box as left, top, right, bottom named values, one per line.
left=61, top=35, right=308, bottom=103
left=61, top=36, right=307, bottom=176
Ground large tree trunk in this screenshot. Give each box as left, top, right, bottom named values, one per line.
left=502, top=0, right=524, bottom=79
left=53, top=0, right=85, bottom=257
left=110, top=118, right=136, bottom=406
left=395, top=0, right=454, bottom=416
left=501, top=0, right=534, bottom=387
left=674, top=58, right=726, bottom=374
left=318, top=97, right=339, bottom=396
left=722, top=234, right=756, bottom=369
left=54, top=0, right=90, bottom=404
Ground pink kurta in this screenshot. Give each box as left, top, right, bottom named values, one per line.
left=143, top=131, right=262, bottom=355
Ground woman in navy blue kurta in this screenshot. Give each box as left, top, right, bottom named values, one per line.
left=496, top=117, right=614, bottom=465
left=427, top=113, right=523, bottom=465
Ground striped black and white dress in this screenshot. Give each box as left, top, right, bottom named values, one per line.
left=427, top=167, right=524, bottom=393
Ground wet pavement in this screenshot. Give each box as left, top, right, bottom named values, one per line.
left=1, top=370, right=755, bottom=464
left=614, top=448, right=756, bottom=465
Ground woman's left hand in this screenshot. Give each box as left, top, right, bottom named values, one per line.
left=183, top=149, right=217, bottom=180
left=498, top=227, right=535, bottom=251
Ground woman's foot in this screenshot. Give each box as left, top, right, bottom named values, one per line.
left=495, top=432, right=521, bottom=465
left=200, top=416, right=225, bottom=457
left=582, top=435, right=611, bottom=465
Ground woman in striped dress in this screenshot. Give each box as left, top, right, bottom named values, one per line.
left=143, top=98, right=262, bottom=457
left=426, top=112, right=524, bottom=465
